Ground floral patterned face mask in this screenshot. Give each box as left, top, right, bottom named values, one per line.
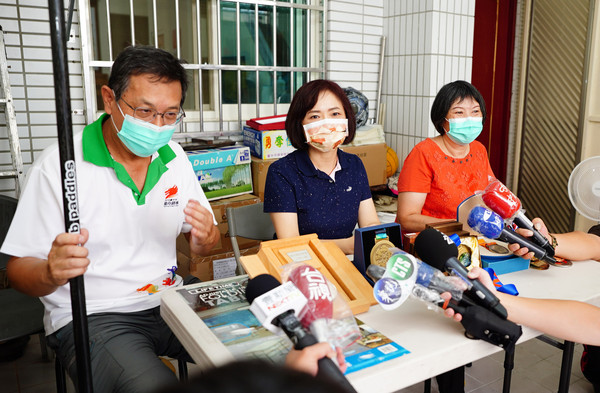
left=303, top=118, right=348, bottom=152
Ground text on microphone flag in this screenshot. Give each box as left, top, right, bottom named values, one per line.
left=387, top=253, right=415, bottom=281
left=298, top=266, right=334, bottom=301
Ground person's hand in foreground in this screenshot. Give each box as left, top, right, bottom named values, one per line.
left=285, top=342, right=347, bottom=376
left=441, top=267, right=496, bottom=322
left=507, top=217, right=550, bottom=260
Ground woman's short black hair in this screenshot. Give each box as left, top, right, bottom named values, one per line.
left=430, top=80, right=486, bottom=135
left=285, top=79, right=356, bottom=150
left=108, top=46, right=188, bottom=108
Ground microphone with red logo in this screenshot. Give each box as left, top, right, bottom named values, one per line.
left=245, top=274, right=356, bottom=392
left=287, top=265, right=335, bottom=339
left=482, top=179, right=554, bottom=256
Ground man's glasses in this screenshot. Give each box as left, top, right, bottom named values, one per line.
left=120, top=97, right=185, bottom=125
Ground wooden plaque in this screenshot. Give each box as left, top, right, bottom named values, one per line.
left=240, top=234, right=376, bottom=315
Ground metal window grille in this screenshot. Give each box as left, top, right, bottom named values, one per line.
left=78, top=0, right=326, bottom=136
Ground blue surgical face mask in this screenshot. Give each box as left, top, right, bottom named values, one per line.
left=445, top=117, right=483, bottom=145
left=111, top=99, right=178, bottom=157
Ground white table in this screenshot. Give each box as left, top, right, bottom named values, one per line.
left=161, top=259, right=600, bottom=392
left=346, top=259, right=600, bottom=392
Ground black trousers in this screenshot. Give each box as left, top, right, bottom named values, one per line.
left=582, top=345, right=600, bottom=393
left=436, top=366, right=465, bottom=393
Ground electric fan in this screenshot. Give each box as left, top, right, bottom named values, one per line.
left=568, top=156, right=600, bottom=222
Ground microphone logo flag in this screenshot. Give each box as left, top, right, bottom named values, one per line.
left=482, top=179, right=521, bottom=219
left=387, top=253, right=415, bottom=281
left=373, top=277, right=403, bottom=306
left=296, top=266, right=333, bottom=302
left=249, top=281, right=308, bottom=334
left=371, top=250, right=419, bottom=310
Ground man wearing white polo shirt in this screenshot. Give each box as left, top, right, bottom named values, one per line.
left=1, top=46, right=219, bottom=392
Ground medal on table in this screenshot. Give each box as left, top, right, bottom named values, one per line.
left=370, top=229, right=395, bottom=267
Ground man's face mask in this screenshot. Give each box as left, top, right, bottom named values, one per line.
left=111, top=93, right=178, bottom=157
left=303, top=118, right=348, bottom=153
left=446, top=116, right=483, bottom=145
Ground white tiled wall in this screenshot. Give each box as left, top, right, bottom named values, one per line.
left=382, top=0, right=475, bottom=169
left=327, top=0, right=384, bottom=122
left=0, top=0, right=477, bottom=197
left=0, top=0, right=85, bottom=196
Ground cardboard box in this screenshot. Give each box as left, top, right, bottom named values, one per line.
left=251, top=156, right=276, bottom=201
left=190, top=246, right=260, bottom=282
left=340, top=143, right=387, bottom=186
left=243, top=126, right=295, bottom=160
left=251, top=143, right=387, bottom=200
left=246, top=114, right=287, bottom=131
left=186, top=146, right=253, bottom=201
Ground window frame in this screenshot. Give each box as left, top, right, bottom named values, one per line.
left=78, top=0, right=327, bottom=134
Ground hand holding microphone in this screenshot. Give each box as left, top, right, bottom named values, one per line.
left=467, top=206, right=563, bottom=267
left=482, top=179, right=554, bottom=256
left=369, top=246, right=521, bottom=350
left=414, top=228, right=509, bottom=319
left=367, top=250, right=470, bottom=316
left=366, top=257, right=468, bottom=304
left=245, top=274, right=357, bottom=392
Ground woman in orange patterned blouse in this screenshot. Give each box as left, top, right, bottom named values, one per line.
left=396, top=80, right=494, bottom=233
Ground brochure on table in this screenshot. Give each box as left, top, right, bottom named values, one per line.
left=161, top=274, right=410, bottom=373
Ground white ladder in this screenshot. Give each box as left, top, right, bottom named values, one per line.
left=0, top=26, right=24, bottom=197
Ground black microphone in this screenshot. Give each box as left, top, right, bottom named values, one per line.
left=368, top=257, right=522, bottom=350
left=414, top=228, right=508, bottom=320
left=512, top=215, right=555, bottom=256
left=245, top=274, right=357, bottom=393
left=467, top=206, right=562, bottom=266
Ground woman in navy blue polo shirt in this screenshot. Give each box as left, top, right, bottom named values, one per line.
left=264, top=79, right=380, bottom=254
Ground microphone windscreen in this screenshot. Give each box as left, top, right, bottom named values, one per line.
left=414, top=228, right=458, bottom=271
left=245, top=274, right=281, bottom=304
left=467, top=206, right=504, bottom=239
left=482, top=180, right=521, bottom=219
left=288, top=265, right=334, bottom=326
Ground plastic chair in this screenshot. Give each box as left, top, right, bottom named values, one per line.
left=226, top=202, right=275, bottom=275
left=0, top=195, right=52, bottom=368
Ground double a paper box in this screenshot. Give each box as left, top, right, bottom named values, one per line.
left=243, top=126, right=295, bottom=159
left=186, top=146, right=253, bottom=201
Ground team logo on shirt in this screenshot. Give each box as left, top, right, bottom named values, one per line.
left=164, top=185, right=179, bottom=207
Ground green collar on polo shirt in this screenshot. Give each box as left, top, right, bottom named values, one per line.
left=82, top=113, right=177, bottom=206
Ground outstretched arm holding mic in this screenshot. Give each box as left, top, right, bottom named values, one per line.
left=444, top=267, right=600, bottom=345
left=414, top=228, right=509, bottom=318
left=467, top=206, right=564, bottom=266
left=286, top=342, right=347, bottom=376
left=245, top=274, right=356, bottom=392
left=508, top=217, right=600, bottom=262
left=370, top=249, right=522, bottom=350
left=482, top=179, right=554, bottom=255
